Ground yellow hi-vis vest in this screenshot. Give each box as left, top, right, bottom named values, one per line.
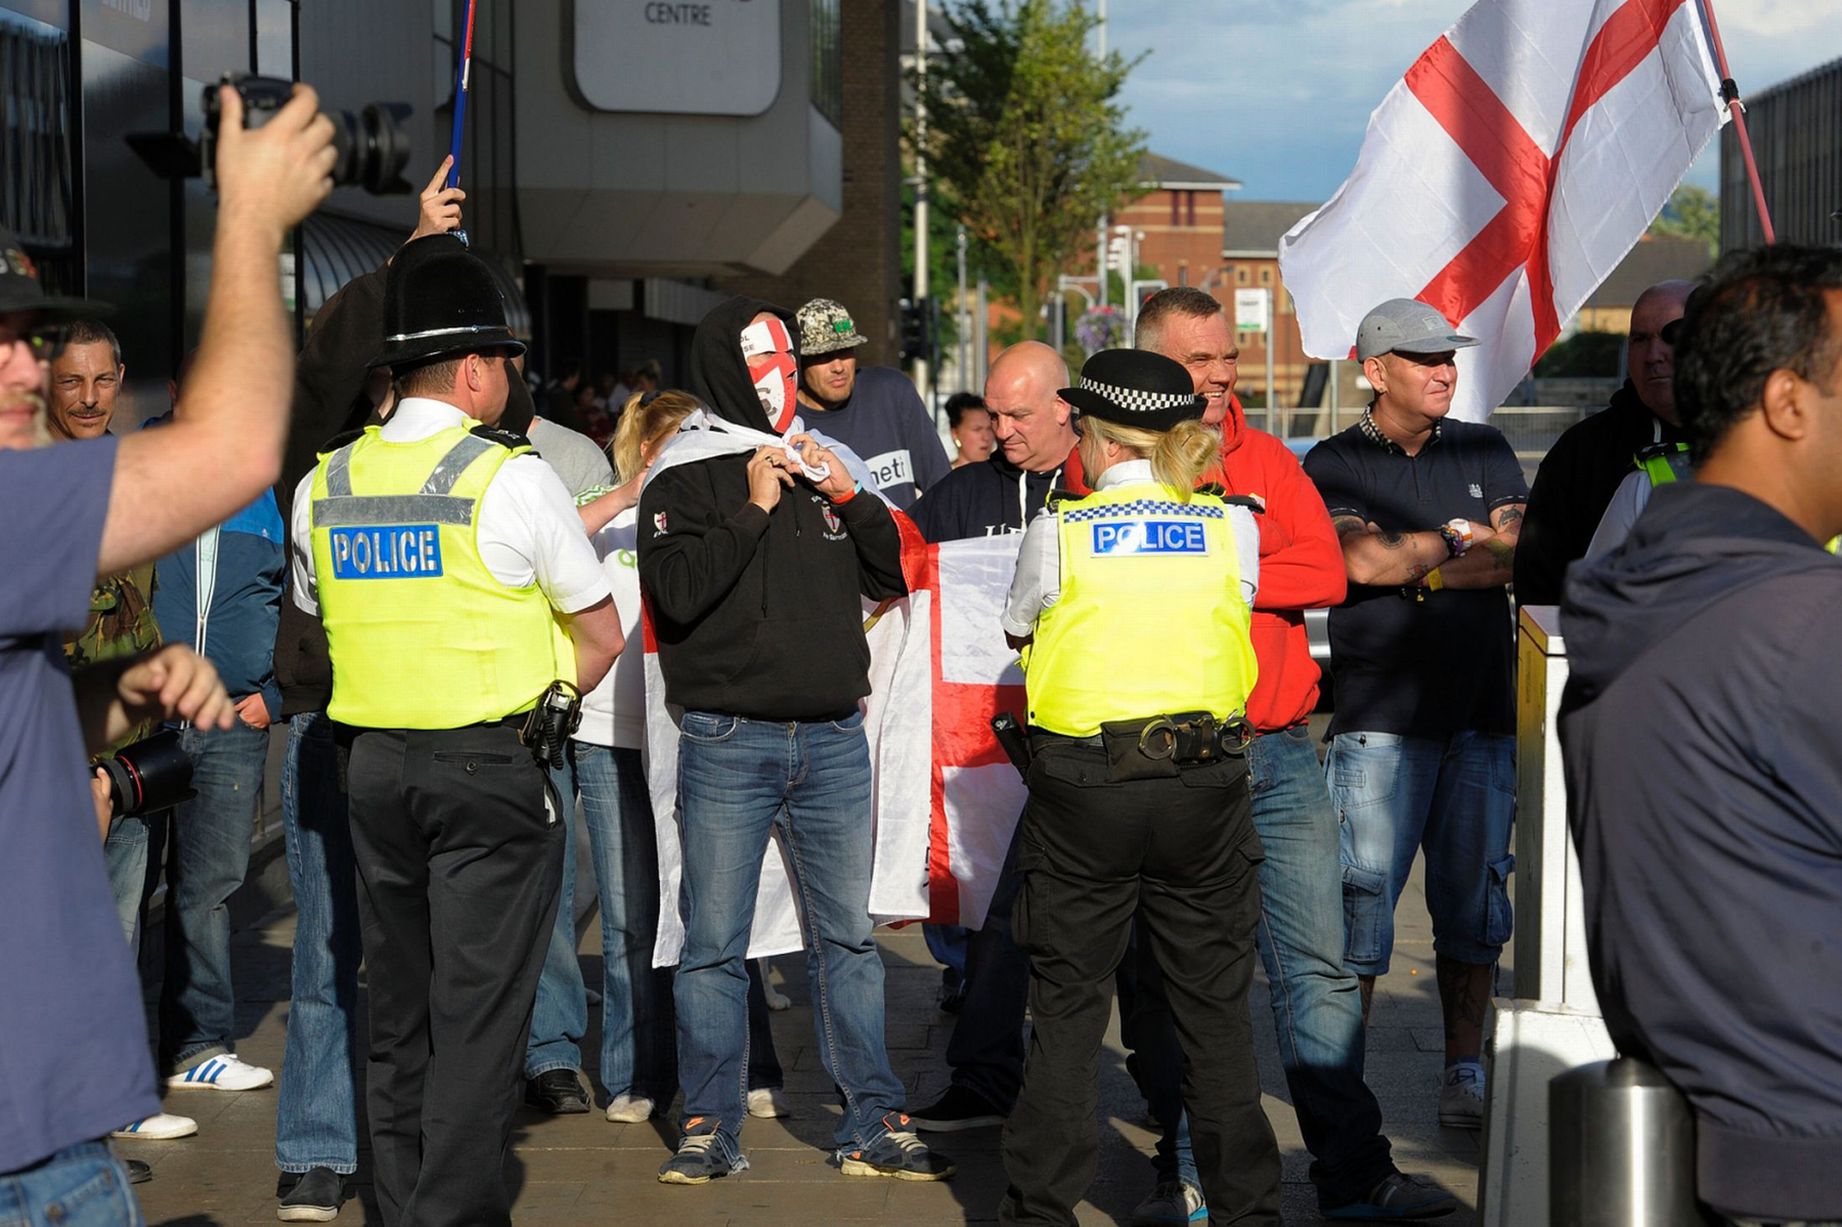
left=1024, top=482, right=1257, bottom=737
left=309, top=425, right=572, bottom=729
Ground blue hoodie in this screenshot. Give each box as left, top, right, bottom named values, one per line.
left=1558, top=480, right=1842, bottom=1222
left=154, top=490, right=286, bottom=720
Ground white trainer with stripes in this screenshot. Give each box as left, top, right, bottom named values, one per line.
left=164, top=1053, right=274, bottom=1092
left=110, top=1112, right=198, bottom=1140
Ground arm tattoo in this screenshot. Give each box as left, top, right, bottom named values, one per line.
left=1493, top=504, right=1525, bottom=531
left=1332, top=515, right=1367, bottom=541
left=1378, top=528, right=1407, bottom=549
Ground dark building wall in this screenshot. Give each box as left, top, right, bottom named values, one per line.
left=1721, top=56, right=1842, bottom=252
left=718, top=0, right=901, bottom=369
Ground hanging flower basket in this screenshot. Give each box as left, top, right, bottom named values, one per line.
left=1074, top=305, right=1126, bottom=355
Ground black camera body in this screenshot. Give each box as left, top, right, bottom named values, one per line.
left=100, top=729, right=196, bottom=819
left=200, top=73, right=414, bottom=196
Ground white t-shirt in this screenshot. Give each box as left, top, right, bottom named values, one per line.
left=290, top=397, right=610, bottom=617
left=1001, top=459, right=1260, bottom=638
left=576, top=507, right=645, bottom=749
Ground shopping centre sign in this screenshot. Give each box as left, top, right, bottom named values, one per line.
left=572, top=0, right=782, bottom=116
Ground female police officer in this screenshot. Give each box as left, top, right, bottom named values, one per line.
left=995, top=349, right=1281, bottom=1225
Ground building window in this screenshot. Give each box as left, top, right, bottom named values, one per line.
left=0, top=9, right=78, bottom=292
left=1185, top=191, right=1196, bottom=227
left=1169, top=191, right=1180, bottom=227
left=1237, top=267, right=1249, bottom=285
left=1261, top=267, right=1272, bottom=284
left=811, top=0, right=842, bottom=128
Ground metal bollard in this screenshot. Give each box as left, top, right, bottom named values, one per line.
left=1550, top=1058, right=1698, bottom=1226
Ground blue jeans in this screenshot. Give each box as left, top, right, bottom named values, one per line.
left=673, top=710, right=904, bottom=1148
left=526, top=743, right=676, bottom=1101
left=1328, top=730, right=1516, bottom=976
left=0, top=1141, right=143, bottom=1227
left=103, top=816, right=149, bottom=948
left=923, top=924, right=969, bottom=990
left=276, top=713, right=361, bottom=1175
left=158, top=720, right=269, bottom=1070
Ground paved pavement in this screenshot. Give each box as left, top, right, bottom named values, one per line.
left=125, top=846, right=1489, bottom=1226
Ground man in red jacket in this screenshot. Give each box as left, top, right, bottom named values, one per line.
left=1130, top=288, right=1455, bottom=1221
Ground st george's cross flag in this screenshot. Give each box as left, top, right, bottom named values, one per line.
left=638, top=415, right=1030, bottom=966
left=1278, top=0, right=1726, bottom=421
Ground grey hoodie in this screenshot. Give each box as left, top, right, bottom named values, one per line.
left=1558, top=480, right=1842, bottom=1222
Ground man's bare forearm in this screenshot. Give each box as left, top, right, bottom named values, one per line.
left=1333, top=516, right=1449, bottom=587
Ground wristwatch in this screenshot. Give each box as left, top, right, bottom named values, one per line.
left=1438, top=518, right=1473, bottom=558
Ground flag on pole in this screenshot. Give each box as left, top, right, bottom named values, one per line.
left=1278, top=0, right=1727, bottom=421
left=638, top=421, right=1030, bottom=966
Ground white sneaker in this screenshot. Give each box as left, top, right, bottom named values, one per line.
left=110, top=1112, right=198, bottom=1141
left=605, top=1094, right=655, bottom=1123
left=165, top=1053, right=275, bottom=1092
left=746, top=1087, right=791, bottom=1118
left=1438, top=1061, right=1485, bottom=1129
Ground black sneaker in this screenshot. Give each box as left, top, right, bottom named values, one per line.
left=525, top=1068, right=591, bottom=1115
left=1322, top=1171, right=1458, bottom=1220
left=125, top=1159, right=152, bottom=1186
left=909, top=1085, right=1004, bottom=1132
left=658, top=1120, right=749, bottom=1185
left=278, top=1167, right=344, bottom=1222
left=836, top=1113, right=956, bottom=1181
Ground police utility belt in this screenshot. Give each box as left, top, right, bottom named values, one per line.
left=1017, top=711, right=1253, bottom=782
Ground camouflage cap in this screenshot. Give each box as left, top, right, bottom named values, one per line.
left=797, top=298, right=868, bottom=357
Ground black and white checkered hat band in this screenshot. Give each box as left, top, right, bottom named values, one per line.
left=1077, top=375, right=1196, bottom=415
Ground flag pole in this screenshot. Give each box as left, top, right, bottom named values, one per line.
left=1698, top=0, right=1776, bottom=245
left=445, top=0, right=479, bottom=244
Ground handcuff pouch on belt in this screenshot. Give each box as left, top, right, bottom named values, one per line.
left=1098, top=711, right=1253, bottom=782
left=519, top=680, right=583, bottom=769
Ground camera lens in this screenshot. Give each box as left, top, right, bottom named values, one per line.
left=321, top=105, right=413, bottom=195
left=101, top=729, right=195, bottom=818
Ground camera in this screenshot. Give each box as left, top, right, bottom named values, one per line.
left=128, top=73, right=413, bottom=197
left=100, top=729, right=197, bottom=819
left=203, top=74, right=413, bottom=196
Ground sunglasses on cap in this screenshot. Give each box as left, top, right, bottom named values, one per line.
left=0, top=318, right=72, bottom=362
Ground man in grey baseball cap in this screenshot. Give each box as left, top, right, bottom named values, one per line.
left=1354, top=297, right=1479, bottom=362
left=1301, top=293, right=1527, bottom=1136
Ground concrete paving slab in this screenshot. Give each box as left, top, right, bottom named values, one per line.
left=125, top=850, right=1488, bottom=1225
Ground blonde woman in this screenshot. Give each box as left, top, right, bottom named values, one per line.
left=997, top=349, right=1279, bottom=1225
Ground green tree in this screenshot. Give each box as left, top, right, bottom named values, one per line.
left=914, top=0, right=1146, bottom=342
left=1648, top=185, right=1719, bottom=257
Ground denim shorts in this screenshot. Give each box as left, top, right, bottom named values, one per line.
left=1325, top=730, right=1515, bottom=976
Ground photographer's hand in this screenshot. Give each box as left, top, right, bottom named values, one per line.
left=213, top=83, right=338, bottom=241
left=411, top=157, right=465, bottom=241
left=109, top=646, right=236, bottom=744
left=90, top=768, right=112, bottom=842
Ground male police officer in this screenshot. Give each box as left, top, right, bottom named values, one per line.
left=289, top=236, right=623, bottom=1227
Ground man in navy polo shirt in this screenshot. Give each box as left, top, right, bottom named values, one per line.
left=1302, top=298, right=1526, bottom=1133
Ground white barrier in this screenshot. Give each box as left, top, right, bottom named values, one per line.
left=1476, top=605, right=1615, bottom=1226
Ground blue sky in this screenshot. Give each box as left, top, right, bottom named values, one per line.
left=1109, top=0, right=1838, bottom=203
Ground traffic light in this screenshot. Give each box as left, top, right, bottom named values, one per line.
left=900, top=297, right=934, bottom=364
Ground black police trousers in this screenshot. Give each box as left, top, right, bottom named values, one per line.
left=345, top=724, right=564, bottom=1227
left=998, top=739, right=1282, bottom=1226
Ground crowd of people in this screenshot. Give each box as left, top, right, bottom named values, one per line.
left=4, top=78, right=1841, bottom=1227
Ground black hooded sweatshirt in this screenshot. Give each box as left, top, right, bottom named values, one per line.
left=909, top=446, right=1068, bottom=544
left=637, top=296, right=906, bottom=720
left=1558, top=481, right=1842, bottom=1222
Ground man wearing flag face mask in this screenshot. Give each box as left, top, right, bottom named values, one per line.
left=638, top=297, right=953, bottom=1186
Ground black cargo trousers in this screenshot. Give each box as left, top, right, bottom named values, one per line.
left=997, top=738, right=1282, bottom=1226
left=343, top=722, right=565, bottom=1227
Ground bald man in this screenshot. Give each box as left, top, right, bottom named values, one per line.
left=908, top=342, right=1075, bottom=1135
left=911, top=341, right=1076, bottom=542
left=1515, top=279, right=1695, bottom=604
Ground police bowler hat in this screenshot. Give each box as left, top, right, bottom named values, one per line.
left=369, top=234, right=525, bottom=370
left=1059, top=348, right=1206, bottom=433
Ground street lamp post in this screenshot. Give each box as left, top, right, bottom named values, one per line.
left=913, top=0, right=931, bottom=408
